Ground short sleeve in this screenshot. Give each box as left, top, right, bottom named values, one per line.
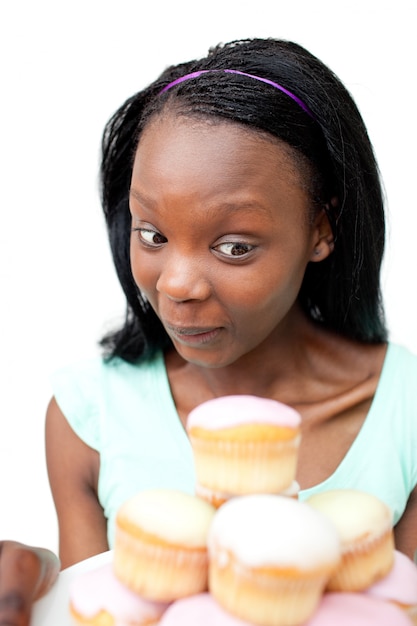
left=50, top=358, right=103, bottom=451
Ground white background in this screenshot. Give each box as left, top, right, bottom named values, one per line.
left=0, top=0, right=416, bottom=554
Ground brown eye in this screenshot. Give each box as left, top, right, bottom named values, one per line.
left=138, top=229, right=167, bottom=246
left=215, top=242, right=254, bottom=257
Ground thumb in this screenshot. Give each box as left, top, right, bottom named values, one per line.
left=0, top=541, right=59, bottom=626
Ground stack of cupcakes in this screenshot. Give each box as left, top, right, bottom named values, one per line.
left=68, top=395, right=417, bottom=626
left=69, top=489, right=417, bottom=626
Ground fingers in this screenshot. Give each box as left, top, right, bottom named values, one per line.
left=30, top=547, right=60, bottom=600
left=0, top=542, right=60, bottom=626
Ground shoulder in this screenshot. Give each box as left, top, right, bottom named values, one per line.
left=49, top=351, right=166, bottom=449
left=50, top=350, right=165, bottom=397
left=384, top=342, right=417, bottom=378
left=376, top=343, right=417, bottom=406
left=378, top=343, right=417, bottom=445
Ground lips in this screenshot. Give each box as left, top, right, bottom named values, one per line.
left=164, top=323, right=222, bottom=345
left=166, top=324, right=218, bottom=336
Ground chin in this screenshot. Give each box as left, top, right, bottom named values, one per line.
left=174, top=345, right=239, bottom=369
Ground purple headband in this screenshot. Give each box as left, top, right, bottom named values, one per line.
left=160, top=69, right=314, bottom=119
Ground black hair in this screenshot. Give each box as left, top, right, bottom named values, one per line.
left=100, top=38, right=387, bottom=362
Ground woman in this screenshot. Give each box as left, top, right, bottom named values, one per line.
left=2, top=40, right=416, bottom=621
left=45, top=38, right=417, bottom=567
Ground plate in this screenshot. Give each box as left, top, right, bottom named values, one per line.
left=31, top=550, right=113, bottom=626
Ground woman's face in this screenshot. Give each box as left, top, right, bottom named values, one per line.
left=129, top=114, right=327, bottom=368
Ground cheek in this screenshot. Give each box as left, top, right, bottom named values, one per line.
left=228, top=278, right=297, bottom=318
left=214, top=264, right=304, bottom=330
left=130, top=241, right=158, bottom=295
left=224, top=249, right=309, bottom=308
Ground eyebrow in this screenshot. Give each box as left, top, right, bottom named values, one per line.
left=129, top=187, right=273, bottom=218
left=129, top=188, right=155, bottom=207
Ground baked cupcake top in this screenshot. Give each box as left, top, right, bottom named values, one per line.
left=208, top=494, right=341, bottom=570
left=159, top=592, right=253, bottom=625
left=364, top=549, right=417, bottom=605
left=69, top=563, right=170, bottom=622
left=187, top=395, right=301, bottom=430
left=305, top=592, right=413, bottom=625
left=306, top=489, right=393, bottom=546
left=116, top=489, right=216, bottom=547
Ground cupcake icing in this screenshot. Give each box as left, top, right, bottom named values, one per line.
left=364, top=549, right=417, bottom=605
left=306, top=489, right=393, bottom=544
left=280, top=479, right=300, bottom=497
left=69, top=562, right=170, bottom=622
left=159, top=593, right=253, bottom=625
left=305, top=592, right=413, bottom=625
left=187, top=395, right=301, bottom=430
left=116, top=489, right=215, bottom=547
left=208, top=494, right=340, bottom=569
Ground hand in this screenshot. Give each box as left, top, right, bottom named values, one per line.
left=0, top=541, right=60, bottom=626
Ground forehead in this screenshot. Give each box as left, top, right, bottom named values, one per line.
left=133, top=113, right=307, bottom=191
left=129, top=114, right=313, bottom=232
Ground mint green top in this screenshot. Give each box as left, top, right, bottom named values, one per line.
left=51, top=343, right=417, bottom=547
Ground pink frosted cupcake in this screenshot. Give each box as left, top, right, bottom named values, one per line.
left=187, top=395, right=301, bottom=495
left=364, top=550, right=417, bottom=624
left=305, top=592, right=413, bottom=625
left=69, top=562, right=170, bottom=625
left=159, top=593, right=253, bottom=626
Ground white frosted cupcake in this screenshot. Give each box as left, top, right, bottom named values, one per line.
left=307, top=489, right=394, bottom=591
left=113, top=489, right=216, bottom=602
left=208, top=494, right=341, bottom=626
left=187, top=395, right=301, bottom=495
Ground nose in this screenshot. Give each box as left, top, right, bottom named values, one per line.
left=156, top=254, right=211, bottom=302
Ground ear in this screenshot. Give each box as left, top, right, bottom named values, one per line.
left=309, top=206, right=335, bottom=263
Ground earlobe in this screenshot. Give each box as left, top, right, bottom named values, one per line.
left=310, top=238, right=334, bottom=262
left=309, top=207, right=335, bottom=263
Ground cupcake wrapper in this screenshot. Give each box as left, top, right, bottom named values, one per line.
left=210, top=556, right=331, bottom=626
left=190, top=435, right=300, bottom=494
left=326, top=529, right=395, bottom=592
left=114, top=526, right=209, bottom=602
left=405, top=604, right=417, bottom=626
left=195, top=482, right=232, bottom=509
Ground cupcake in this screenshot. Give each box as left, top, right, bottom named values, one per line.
left=364, top=549, right=417, bottom=624
left=195, top=482, right=234, bottom=510
left=113, top=489, right=216, bottom=602
left=208, top=494, right=341, bottom=626
left=305, top=592, right=413, bottom=625
left=306, top=489, right=394, bottom=591
left=69, top=562, right=170, bottom=625
left=159, top=593, right=253, bottom=626
left=187, top=395, right=301, bottom=495
left=196, top=480, right=300, bottom=510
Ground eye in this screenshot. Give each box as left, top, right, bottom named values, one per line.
left=214, top=241, right=255, bottom=258
left=133, top=228, right=167, bottom=247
